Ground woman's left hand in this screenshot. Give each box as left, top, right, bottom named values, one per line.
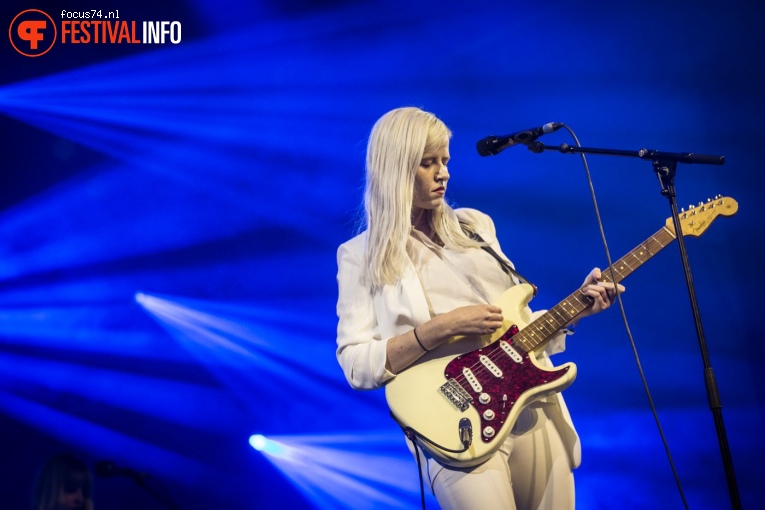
left=578, top=267, right=625, bottom=318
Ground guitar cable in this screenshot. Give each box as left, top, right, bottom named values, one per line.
left=562, top=125, right=690, bottom=510
left=390, top=412, right=472, bottom=510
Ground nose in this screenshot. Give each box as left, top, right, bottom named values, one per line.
left=436, top=163, right=449, bottom=182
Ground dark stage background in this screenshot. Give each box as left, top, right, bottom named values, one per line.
left=2, top=1, right=763, bottom=508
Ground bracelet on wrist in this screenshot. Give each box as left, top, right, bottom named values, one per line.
left=413, top=327, right=429, bottom=352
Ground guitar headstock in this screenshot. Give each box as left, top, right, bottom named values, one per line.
left=667, top=195, right=738, bottom=237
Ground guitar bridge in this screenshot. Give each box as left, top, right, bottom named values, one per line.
left=440, top=378, right=473, bottom=412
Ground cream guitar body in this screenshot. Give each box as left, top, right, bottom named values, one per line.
left=385, top=283, right=576, bottom=467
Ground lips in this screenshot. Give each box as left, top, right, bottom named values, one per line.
left=434, top=186, right=446, bottom=194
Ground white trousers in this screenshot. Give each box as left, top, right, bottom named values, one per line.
left=410, top=406, right=575, bottom=510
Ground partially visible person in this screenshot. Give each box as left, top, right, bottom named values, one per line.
left=32, top=453, right=94, bottom=510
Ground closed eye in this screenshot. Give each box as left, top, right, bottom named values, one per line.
left=420, top=158, right=449, bottom=167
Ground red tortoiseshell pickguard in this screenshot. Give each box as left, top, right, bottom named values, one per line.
left=442, top=325, right=571, bottom=443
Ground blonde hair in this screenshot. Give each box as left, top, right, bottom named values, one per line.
left=363, top=107, right=480, bottom=288
left=32, top=454, right=94, bottom=510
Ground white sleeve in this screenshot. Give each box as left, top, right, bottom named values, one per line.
left=335, top=241, right=395, bottom=390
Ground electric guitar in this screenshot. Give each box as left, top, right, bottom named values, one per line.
left=385, top=196, right=738, bottom=467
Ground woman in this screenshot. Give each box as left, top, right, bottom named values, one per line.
left=32, top=453, right=94, bottom=510
left=336, top=107, right=621, bottom=510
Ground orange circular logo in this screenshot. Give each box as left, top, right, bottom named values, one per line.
left=9, top=9, right=57, bottom=57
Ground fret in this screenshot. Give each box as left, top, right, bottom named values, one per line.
left=513, top=213, right=714, bottom=353
left=515, top=224, right=679, bottom=353
left=536, top=320, right=559, bottom=337
left=546, top=309, right=567, bottom=328
left=545, top=309, right=567, bottom=329
left=515, top=334, right=533, bottom=352
left=654, top=228, right=675, bottom=247
left=614, top=259, right=634, bottom=275
left=560, top=298, right=581, bottom=317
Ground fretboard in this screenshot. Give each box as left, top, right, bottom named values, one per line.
left=512, top=226, right=677, bottom=353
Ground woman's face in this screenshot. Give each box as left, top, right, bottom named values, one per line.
left=57, top=472, right=89, bottom=509
left=412, top=143, right=450, bottom=212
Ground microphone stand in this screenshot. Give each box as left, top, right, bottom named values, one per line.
left=99, top=468, right=180, bottom=510
left=130, top=475, right=181, bottom=510
left=527, top=141, right=740, bottom=509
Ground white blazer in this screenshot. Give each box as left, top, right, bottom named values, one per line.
left=335, top=208, right=581, bottom=468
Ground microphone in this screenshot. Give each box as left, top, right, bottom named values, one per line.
left=476, top=122, right=563, bottom=156
left=94, top=461, right=148, bottom=482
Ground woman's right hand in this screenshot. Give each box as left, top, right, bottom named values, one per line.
left=444, top=304, right=504, bottom=336
left=385, top=304, right=504, bottom=374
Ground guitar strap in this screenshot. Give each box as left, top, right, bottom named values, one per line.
left=459, top=222, right=537, bottom=293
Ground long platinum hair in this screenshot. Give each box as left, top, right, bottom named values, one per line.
left=363, top=107, right=480, bottom=288
left=32, top=454, right=94, bottom=510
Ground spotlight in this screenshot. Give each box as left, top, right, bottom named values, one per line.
left=249, top=434, right=286, bottom=457
left=249, top=434, right=267, bottom=451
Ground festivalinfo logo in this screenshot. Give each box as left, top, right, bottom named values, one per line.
left=9, top=8, right=182, bottom=57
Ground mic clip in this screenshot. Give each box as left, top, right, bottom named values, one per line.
left=527, top=141, right=545, bottom=153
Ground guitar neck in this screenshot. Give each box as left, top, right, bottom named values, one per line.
left=513, top=225, right=677, bottom=353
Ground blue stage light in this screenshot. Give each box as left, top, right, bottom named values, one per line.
left=248, top=431, right=439, bottom=510
left=0, top=3, right=761, bottom=508
left=249, top=434, right=287, bottom=457
left=249, top=434, right=267, bottom=451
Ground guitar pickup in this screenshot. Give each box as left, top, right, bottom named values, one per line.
left=499, top=340, right=523, bottom=363
left=440, top=378, right=473, bottom=412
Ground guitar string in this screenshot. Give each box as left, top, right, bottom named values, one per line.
left=452, top=274, right=607, bottom=386
left=452, top=267, right=603, bottom=384
left=449, top=229, right=675, bottom=397
left=451, top=231, right=673, bottom=386
left=452, top=290, right=593, bottom=388
left=452, top=285, right=600, bottom=389
left=458, top=231, right=679, bottom=395
left=466, top=206, right=716, bottom=398
left=511, top=231, right=674, bottom=352
left=453, top=239, right=672, bottom=393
